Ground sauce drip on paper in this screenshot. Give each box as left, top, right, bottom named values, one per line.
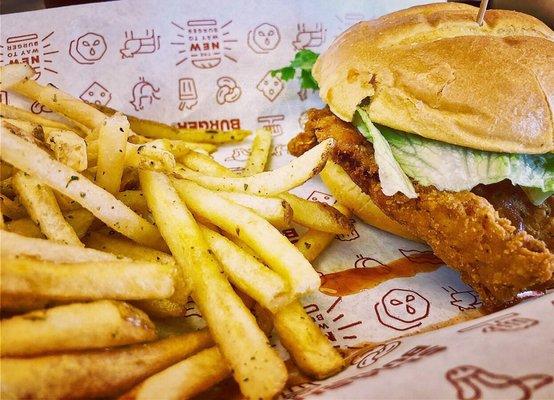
left=320, top=252, right=443, bottom=296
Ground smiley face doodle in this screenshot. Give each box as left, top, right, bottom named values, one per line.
left=69, top=33, right=107, bottom=65
left=247, top=23, right=280, bottom=54
left=375, top=289, right=430, bottom=331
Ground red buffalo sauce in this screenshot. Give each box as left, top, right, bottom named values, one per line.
left=320, top=251, right=444, bottom=297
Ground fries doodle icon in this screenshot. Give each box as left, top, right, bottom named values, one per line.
left=120, top=30, right=160, bottom=59
left=129, top=77, right=160, bottom=112
left=292, top=23, right=326, bottom=50
left=178, top=78, right=198, bottom=111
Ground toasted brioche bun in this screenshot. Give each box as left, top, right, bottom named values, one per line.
left=313, top=3, right=554, bottom=154
left=320, top=161, right=421, bottom=242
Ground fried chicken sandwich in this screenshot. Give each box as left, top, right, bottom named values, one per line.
left=288, top=3, right=553, bottom=306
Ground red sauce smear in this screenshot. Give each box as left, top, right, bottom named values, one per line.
left=320, top=251, right=443, bottom=297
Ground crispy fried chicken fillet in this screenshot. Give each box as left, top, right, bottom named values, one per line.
left=290, top=108, right=553, bottom=306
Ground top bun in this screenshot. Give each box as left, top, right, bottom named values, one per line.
left=313, top=3, right=554, bottom=154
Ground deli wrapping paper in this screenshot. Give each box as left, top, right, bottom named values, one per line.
left=1, top=0, right=553, bottom=398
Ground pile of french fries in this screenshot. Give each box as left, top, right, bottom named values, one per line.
left=0, top=63, right=354, bottom=399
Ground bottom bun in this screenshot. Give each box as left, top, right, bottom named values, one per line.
left=320, top=161, right=421, bottom=242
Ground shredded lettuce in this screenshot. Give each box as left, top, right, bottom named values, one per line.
left=354, top=107, right=554, bottom=203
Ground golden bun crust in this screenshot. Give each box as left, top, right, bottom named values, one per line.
left=313, top=3, right=554, bottom=154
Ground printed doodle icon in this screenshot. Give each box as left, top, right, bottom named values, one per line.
left=443, top=285, right=482, bottom=312
left=257, top=114, right=284, bottom=136
left=120, top=29, right=160, bottom=59
left=178, top=77, right=198, bottom=111
left=375, top=288, right=430, bottom=331
left=446, top=365, right=553, bottom=400
left=247, top=23, right=280, bottom=54
left=292, top=23, right=326, bottom=50
left=215, top=76, right=241, bottom=105
left=129, top=77, right=160, bottom=112
left=2, top=32, right=59, bottom=79
left=79, top=82, right=111, bottom=106
left=351, top=340, right=401, bottom=369
left=69, top=32, right=107, bottom=65
left=458, top=312, right=539, bottom=334
left=171, top=19, right=237, bottom=69
left=256, top=71, right=284, bottom=102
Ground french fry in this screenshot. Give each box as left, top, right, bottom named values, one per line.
left=295, top=203, right=351, bottom=262
left=125, top=143, right=176, bottom=171
left=1, top=300, right=157, bottom=356
left=279, top=192, right=353, bottom=234
left=273, top=300, right=344, bottom=379
left=0, top=295, right=52, bottom=313
left=0, top=103, right=74, bottom=131
left=121, top=346, right=230, bottom=400
left=4, top=208, right=93, bottom=239
left=61, top=208, right=95, bottom=237
left=174, top=128, right=250, bottom=144
left=241, top=128, right=272, bottom=176
left=172, top=179, right=320, bottom=295
left=13, top=171, right=82, bottom=246
left=1, top=124, right=165, bottom=248
left=140, top=170, right=287, bottom=400
left=0, top=177, right=14, bottom=197
left=174, top=138, right=335, bottom=196
left=11, top=78, right=106, bottom=129
left=0, top=63, right=35, bottom=90
left=217, top=191, right=292, bottom=229
left=43, top=128, right=88, bottom=171
left=115, top=190, right=149, bottom=216
left=0, top=230, right=120, bottom=263
left=320, top=160, right=420, bottom=241
left=95, top=113, right=129, bottom=193
left=1, top=256, right=174, bottom=301
left=146, top=139, right=220, bottom=157
left=179, top=152, right=235, bottom=177
left=85, top=231, right=188, bottom=317
left=4, top=216, right=42, bottom=238
left=1, top=329, right=213, bottom=400
left=0, top=193, right=27, bottom=219
left=199, top=225, right=292, bottom=312
left=1, top=160, right=14, bottom=180
left=86, top=231, right=174, bottom=265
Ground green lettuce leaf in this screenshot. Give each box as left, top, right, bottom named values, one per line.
left=354, top=107, right=554, bottom=203
left=353, top=108, right=417, bottom=198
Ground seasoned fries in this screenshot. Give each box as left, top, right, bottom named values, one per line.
left=1, top=330, right=213, bottom=399
left=141, top=170, right=287, bottom=400
left=13, top=171, right=82, bottom=246
left=1, top=256, right=174, bottom=301
left=273, top=300, right=344, bottom=379
left=279, top=192, right=353, bottom=234
left=95, top=113, right=129, bottom=193
left=179, top=151, right=235, bottom=176
left=174, top=138, right=335, bottom=196
left=199, top=225, right=292, bottom=312
left=1, top=300, right=156, bottom=356
left=0, top=63, right=35, bottom=90
left=172, top=179, right=320, bottom=294
left=122, top=346, right=230, bottom=400
left=0, top=103, right=74, bottom=131
left=0, top=65, right=349, bottom=399
left=11, top=78, right=106, bottom=129
left=295, top=203, right=352, bottom=262
left=217, top=191, right=292, bottom=229
left=43, top=128, right=88, bottom=171
left=241, top=128, right=272, bottom=176
left=0, top=230, right=119, bottom=263
left=1, top=124, right=165, bottom=248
